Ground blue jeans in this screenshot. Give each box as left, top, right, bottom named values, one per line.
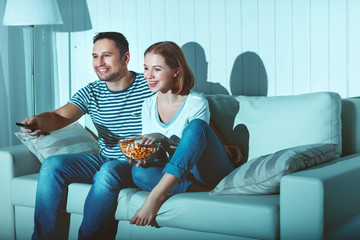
left=132, top=119, right=235, bottom=193
left=32, top=153, right=134, bottom=240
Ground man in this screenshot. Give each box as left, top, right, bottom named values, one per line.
left=20, top=32, right=153, bottom=240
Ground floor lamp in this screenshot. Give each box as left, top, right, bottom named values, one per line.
left=3, top=0, right=63, bottom=116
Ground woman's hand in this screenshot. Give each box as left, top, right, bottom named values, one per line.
left=133, top=133, right=166, bottom=145
left=128, top=158, right=151, bottom=168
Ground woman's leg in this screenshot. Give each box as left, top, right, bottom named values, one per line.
left=164, top=119, right=234, bottom=187
left=131, top=161, right=193, bottom=193
left=32, top=153, right=103, bottom=240
left=130, top=119, right=234, bottom=226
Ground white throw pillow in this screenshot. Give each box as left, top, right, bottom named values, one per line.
left=15, top=122, right=99, bottom=163
left=209, top=143, right=337, bottom=195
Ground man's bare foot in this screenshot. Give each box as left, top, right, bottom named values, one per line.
left=130, top=192, right=167, bottom=226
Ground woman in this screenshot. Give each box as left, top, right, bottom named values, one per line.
left=129, top=41, right=235, bottom=226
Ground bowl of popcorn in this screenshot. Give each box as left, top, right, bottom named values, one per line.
left=119, top=139, right=159, bottom=161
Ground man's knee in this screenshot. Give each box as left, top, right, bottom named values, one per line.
left=131, top=166, right=145, bottom=186
left=40, top=155, right=68, bottom=176
left=94, top=161, right=131, bottom=191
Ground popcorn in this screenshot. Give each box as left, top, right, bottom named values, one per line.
left=120, top=139, right=159, bottom=160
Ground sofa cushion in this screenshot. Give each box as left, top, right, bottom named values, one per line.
left=11, top=174, right=279, bottom=239
left=206, top=92, right=342, bottom=162
left=124, top=191, right=280, bottom=239
left=209, top=143, right=337, bottom=195
left=66, top=183, right=141, bottom=217
left=10, top=173, right=142, bottom=217
left=14, top=122, right=99, bottom=163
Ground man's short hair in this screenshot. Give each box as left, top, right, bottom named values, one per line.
left=93, top=32, right=129, bottom=57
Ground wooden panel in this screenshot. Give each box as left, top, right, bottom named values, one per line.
left=110, top=0, right=124, bottom=31
left=136, top=0, right=152, bottom=71
left=293, top=0, right=311, bottom=95
left=310, top=0, right=329, bottom=92
left=209, top=0, right=226, bottom=93
left=226, top=0, right=242, bottom=95
left=275, top=0, right=293, bottom=96
left=179, top=0, right=195, bottom=45
left=164, top=0, right=181, bottom=43
left=192, top=0, right=211, bottom=93
left=150, top=0, right=166, bottom=43
left=240, top=0, right=263, bottom=96
left=348, top=0, right=360, bottom=97
left=329, top=0, right=347, bottom=96
left=53, top=0, right=360, bottom=100
left=258, top=0, right=275, bottom=97
left=117, top=0, right=138, bottom=71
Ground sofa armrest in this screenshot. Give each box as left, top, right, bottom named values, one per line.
left=0, top=145, right=41, bottom=240
left=280, top=153, right=360, bottom=240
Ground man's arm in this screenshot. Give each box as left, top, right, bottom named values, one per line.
left=21, top=103, right=84, bottom=137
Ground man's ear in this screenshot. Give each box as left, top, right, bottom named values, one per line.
left=123, top=52, right=130, bottom=64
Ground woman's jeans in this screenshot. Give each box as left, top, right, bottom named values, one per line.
left=32, top=153, right=134, bottom=240
left=132, top=119, right=235, bottom=193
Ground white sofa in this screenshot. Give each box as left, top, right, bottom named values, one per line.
left=1, top=92, right=360, bottom=240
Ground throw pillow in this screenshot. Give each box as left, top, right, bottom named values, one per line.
left=15, top=122, right=99, bottom=163
left=209, top=143, right=337, bottom=195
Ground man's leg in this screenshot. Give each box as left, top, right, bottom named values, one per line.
left=78, top=160, right=134, bottom=240
left=32, top=153, right=103, bottom=240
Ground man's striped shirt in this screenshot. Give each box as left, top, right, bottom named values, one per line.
left=70, top=72, right=153, bottom=161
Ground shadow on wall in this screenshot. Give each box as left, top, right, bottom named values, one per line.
left=182, top=42, right=269, bottom=162
left=54, top=0, right=92, bottom=33
left=230, top=52, right=268, bottom=96
left=182, top=42, right=229, bottom=95
left=53, top=0, right=92, bottom=99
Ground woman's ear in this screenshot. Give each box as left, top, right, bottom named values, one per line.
left=173, top=67, right=181, bottom=77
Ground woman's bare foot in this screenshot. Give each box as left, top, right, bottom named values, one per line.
left=130, top=191, right=167, bottom=226
left=130, top=173, right=179, bottom=226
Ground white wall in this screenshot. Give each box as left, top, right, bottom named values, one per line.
left=54, top=0, right=360, bottom=106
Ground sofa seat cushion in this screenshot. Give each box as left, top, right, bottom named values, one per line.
left=124, top=191, right=280, bottom=239
left=10, top=173, right=142, bottom=216
left=66, top=183, right=141, bottom=216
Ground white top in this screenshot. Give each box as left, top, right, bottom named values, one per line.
left=141, top=91, right=210, bottom=139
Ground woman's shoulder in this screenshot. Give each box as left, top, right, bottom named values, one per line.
left=189, top=91, right=208, bottom=105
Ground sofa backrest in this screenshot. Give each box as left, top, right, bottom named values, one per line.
left=84, top=91, right=359, bottom=161
left=206, top=92, right=343, bottom=161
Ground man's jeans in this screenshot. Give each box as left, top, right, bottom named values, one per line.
left=132, top=119, right=235, bottom=192
left=32, top=153, right=134, bottom=240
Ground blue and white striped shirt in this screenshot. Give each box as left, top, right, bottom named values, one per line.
left=70, top=72, right=153, bottom=161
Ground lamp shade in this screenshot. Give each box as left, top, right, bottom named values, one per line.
left=3, top=0, right=63, bottom=26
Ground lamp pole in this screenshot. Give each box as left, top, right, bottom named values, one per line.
left=30, top=25, right=36, bottom=116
